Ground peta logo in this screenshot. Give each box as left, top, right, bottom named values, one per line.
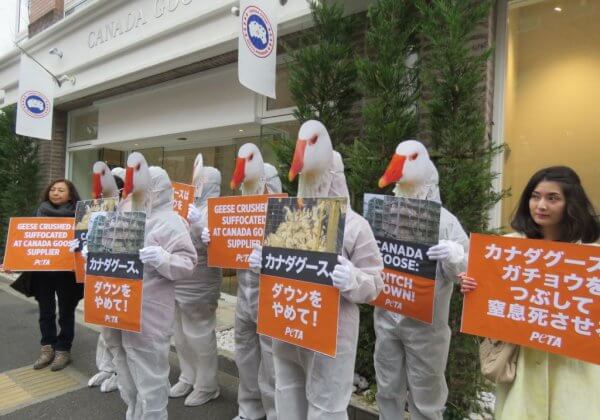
left=530, top=331, right=562, bottom=348
left=20, top=91, right=50, bottom=118
left=241, top=5, right=274, bottom=58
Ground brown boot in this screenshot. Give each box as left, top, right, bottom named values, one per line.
left=33, top=345, right=55, bottom=370
left=50, top=351, right=71, bottom=371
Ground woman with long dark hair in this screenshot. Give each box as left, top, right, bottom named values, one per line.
left=31, top=179, right=84, bottom=371
left=459, top=166, right=600, bottom=419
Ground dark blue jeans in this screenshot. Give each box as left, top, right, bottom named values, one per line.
left=34, top=273, right=83, bottom=351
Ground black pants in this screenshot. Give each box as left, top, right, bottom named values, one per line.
left=34, top=272, right=83, bottom=352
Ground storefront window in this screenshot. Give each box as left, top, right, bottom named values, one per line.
left=69, top=149, right=99, bottom=199
left=260, top=120, right=300, bottom=164
left=69, top=109, right=98, bottom=143
left=16, top=0, right=29, bottom=35
left=65, top=0, right=93, bottom=17
left=134, top=147, right=164, bottom=167
left=501, top=0, right=600, bottom=226
left=266, top=62, right=295, bottom=111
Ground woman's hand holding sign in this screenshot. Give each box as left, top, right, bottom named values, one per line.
left=457, top=272, right=477, bottom=293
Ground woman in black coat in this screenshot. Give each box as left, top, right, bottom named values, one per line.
left=32, top=179, right=83, bottom=371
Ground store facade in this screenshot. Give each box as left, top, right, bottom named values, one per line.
left=492, top=0, right=600, bottom=227
left=0, top=0, right=598, bottom=229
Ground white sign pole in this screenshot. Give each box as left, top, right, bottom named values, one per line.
left=238, top=0, right=278, bottom=99
left=16, top=55, right=55, bottom=140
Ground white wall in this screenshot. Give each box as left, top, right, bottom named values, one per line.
left=96, top=65, right=257, bottom=144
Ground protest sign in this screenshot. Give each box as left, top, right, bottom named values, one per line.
left=461, top=233, right=600, bottom=365
left=84, top=212, right=146, bottom=332
left=257, top=197, right=345, bottom=357
left=3, top=217, right=75, bottom=271
left=207, top=194, right=285, bottom=269
left=172, top=182, right=195, bottom=219
left=73, top=198, right=119, bottom=283
left=364, top=194, right=441, bottom=323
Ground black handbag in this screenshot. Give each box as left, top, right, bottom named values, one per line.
left=10, top=272, right=34, bottom=297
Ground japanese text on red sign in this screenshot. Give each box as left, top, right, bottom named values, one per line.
left=483, top=242, right=600, bottom=338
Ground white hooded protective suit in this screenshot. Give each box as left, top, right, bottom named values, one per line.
left=91, top=167, right=125, bottom=389
left=172, top=166, right=223, bottom=398
left=374, top=153, right=468, bottom=420
left=107, top=166, right=197, bottom=420
left=235, top=166, right=281, bottom=420
left=273, top=152, right=384, bottom=420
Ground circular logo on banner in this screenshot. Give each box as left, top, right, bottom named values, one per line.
left=20, top=91, right=50, bottom=118
left=242, top=6, right=275, bottom=58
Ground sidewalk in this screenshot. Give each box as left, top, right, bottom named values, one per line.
left=0, top=273, right=378, bottom=420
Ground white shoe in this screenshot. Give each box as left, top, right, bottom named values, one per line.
left=169, top=381, right=192, bottom=398
left=184, top=388, right=220, bottom=407
left=100, top=373, right=118, bottom=392
left=88, top=371, right=113, bottom=387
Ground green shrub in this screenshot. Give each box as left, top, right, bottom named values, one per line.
left=0, top=105, right=41, bottom=256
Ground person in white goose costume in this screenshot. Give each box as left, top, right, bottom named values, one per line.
left=169, top=154, right=223, bottom=406
left=249, top=120, right=384, bottom=419
left=375, top=140, right=469, bottom=420
left=86, top=163, right=124, bottom=393
left=202, top=143, right=280, bottom=420
left=106, top=153, right=197, bottom=420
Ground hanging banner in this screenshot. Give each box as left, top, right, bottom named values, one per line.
left=16, top=55, right=55, bottom=140
left=207, top=193, right=286, bottom=269
left=364, top=194, right=441, bottom=324
left=2, top=217, right=74, bottom=271
left=238, top=0, right=278, bottom=98
left=84, top=211, right=146, bottom=332
left=73, top=198, right=119, bottom=283
left=172, top=182, right=195, bottom=219
left=257, top=197, right=346, bottom=357
left=461, top=233, right=600, bottom=365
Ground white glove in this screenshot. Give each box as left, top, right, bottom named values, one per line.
left=68, top=238, right=80, bottom=253
left=248, top=244, right=263, bottom=273
left=427, top=239, right=464, bottom=263
left=331, top=255, right=357, bottom=292
left=201, top=227, right=211, bottom=245
left=187, top=205, right=202, bottom=225
left=139, top=246, right=168, bottom=268
left=81, top=244, right=89, bottom=261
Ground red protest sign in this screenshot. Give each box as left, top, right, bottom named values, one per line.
left=172, top=182, right=195, bottom=219
left=257, top=246, right=342, bottom=357
left=84, top=252, right=143, bottom=333
left=461, top=233, right=600, bottom=365
left=257, top=271, right=340, bottom=357
left=373, top=266, right=436, bottom=324
left=3, top=217, right=75, bottom=271
left=207, top=194, right=285, bottom=269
